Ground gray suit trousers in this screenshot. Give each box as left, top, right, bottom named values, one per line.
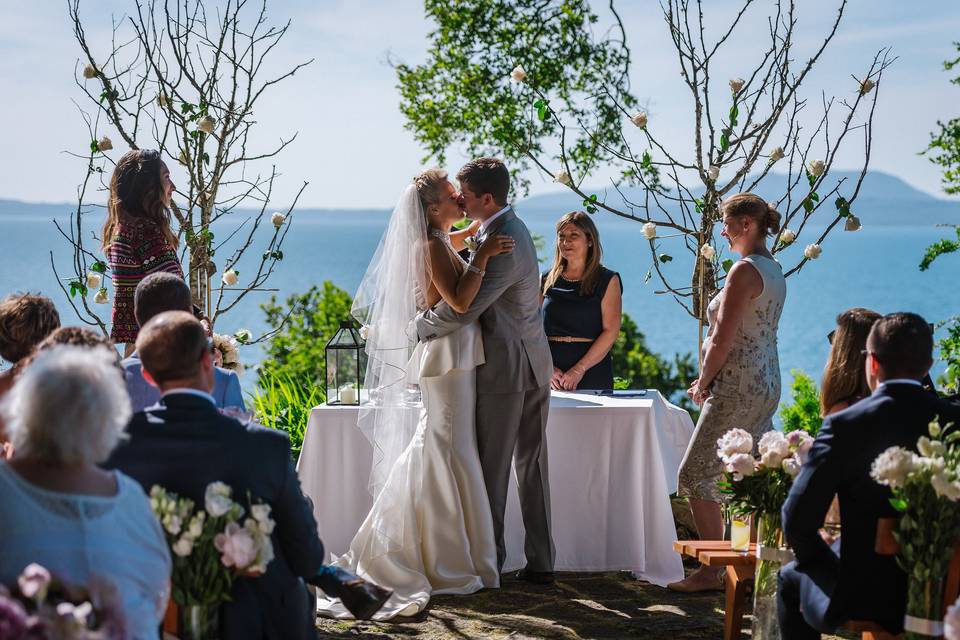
left=476, top=382, right=554, bottom=573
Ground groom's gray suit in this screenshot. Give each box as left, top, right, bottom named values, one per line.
left=416, top=207, right=555, bottom=573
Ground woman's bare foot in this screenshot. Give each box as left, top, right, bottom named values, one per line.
left=666, top=566, right=724, bottom=593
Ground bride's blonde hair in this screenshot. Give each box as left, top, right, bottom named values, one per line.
left=413, top=168, right=448, bottom=218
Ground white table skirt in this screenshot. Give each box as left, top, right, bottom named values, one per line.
left=296, top=390, right=694, bottom=586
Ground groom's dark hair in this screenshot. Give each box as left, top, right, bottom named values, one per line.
left=457, top=158, right=509, bottom=206
left=866, top=312, right=933, bottom=380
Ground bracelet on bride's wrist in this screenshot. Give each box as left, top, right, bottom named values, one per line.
left=465, top=263, right=485, bottom=277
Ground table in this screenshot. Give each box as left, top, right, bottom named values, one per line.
left=296, top=390, right=695, bottom=586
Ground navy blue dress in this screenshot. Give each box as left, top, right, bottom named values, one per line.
left=541, top=267, right=621, bottom=390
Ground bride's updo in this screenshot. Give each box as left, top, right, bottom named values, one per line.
left=413, top=168, right=448, bottom=215
left=721, top=192, right=781, bottom=237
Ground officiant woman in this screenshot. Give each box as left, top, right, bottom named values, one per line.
left=541, top=211, right=622, bottom=391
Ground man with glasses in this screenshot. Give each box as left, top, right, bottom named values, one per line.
left=778, top=312, right=960, bottom=638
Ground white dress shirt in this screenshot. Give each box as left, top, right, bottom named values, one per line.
left=478, top=205, right=512, bottom=239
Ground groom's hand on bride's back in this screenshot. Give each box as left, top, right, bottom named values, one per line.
left=477, top=234, right=515, bottom=259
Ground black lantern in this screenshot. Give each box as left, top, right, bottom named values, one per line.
left=325, top=320, right=364, bottom=405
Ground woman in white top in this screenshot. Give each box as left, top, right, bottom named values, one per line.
left=671, top=193, right=787, bottom=592
left=0, top=345, right=171, bottom=639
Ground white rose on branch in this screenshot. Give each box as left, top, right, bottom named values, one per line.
left=82, top=64, right=97, bottom=79
left=222, top=269, right=238, bottom=286
left=85, top=272, right=102, bottom=289
left=860, top=77, right=876, bottom=95
left=729, top=77, right=745, bottom=94
left=156, top=93, right=169, bottom=108
left=271, top=212, right=286, bottom=229
left=779, top=229, right=797, bottom=245
left=803, top=244, right=822, bottom=260
left=97, top=136, right=113, bottom=152
left=630, top=111, right=648, bottom=128
left=769, top=146, right=785, bottom=163
left=809, top=159, right=825, bottom=178
left=844, top=215, right=862, bottom=232
left=699, top=244, right=716, bottom=260
left=554, top=170, right=572, bottom=186
left=198, top=115, right=216, bottom=134
left=93, top=288, right=109, bottom=304
left=510, top=65, right=527, bottom=83
left=642, top=222, right=657, bottom=240
left=707, top=166, right=720, bottom=181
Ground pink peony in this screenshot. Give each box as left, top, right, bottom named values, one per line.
left=214, top=522, right=258, bottom=569
left=725, top=453, right=757, bottom=480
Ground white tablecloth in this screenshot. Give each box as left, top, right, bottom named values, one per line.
left=296, top=390, right=694, bottom=586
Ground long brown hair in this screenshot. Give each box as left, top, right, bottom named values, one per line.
left=542, top=211, right=603, bottom=296
left=821, top=307, right=882, bottom=415
left=722, top=192, right=782, bottom=237
left=101, top=149, right=178, bottom=251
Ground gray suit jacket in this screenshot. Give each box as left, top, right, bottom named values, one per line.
left=416, top=207, right=552, bottom=393
left=122, top=353, right=245, bottom=412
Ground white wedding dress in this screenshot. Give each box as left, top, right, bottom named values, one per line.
left=316, top=320, right=500, bottom=620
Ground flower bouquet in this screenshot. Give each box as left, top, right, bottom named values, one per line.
left=870, top=419, right=960, bottom=639
left=716, top=427, right=814, bottom=640
left=0, top=563, right=125, bottom=639
left=150, top=482, right=275, bottom=640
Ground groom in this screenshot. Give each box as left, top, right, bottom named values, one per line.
left=416, top=157, right=556, bottom=583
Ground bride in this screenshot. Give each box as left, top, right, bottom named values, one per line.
left=316, top=169, right=514, bottom=620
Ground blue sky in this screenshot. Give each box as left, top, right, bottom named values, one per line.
left=1, top=0, right=959, bottom=208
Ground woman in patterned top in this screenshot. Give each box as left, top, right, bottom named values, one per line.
left=102, top=149, right=182, bottom=355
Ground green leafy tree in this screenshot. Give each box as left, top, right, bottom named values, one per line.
left=394, top=0, right=635, bottom=196
left=935, top=318, right=960, bottom=394
left=778, top=370, right=823, bottom=436
left=924, top=42, right=960, bottom=196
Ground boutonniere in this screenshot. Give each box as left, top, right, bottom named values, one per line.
left=464, top=234, right=480, bottom=253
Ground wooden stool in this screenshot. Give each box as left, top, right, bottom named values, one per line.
left=674, top=540, right=757, bottom=640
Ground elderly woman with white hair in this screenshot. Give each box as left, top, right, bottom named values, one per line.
left=0, top=345, right=171, bottom=639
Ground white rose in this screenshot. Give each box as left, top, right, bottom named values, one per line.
left=932, top=472, right=960, bottom=502
left=769, top=146, right=785, bottom=163
left=156, top=93, right=169, bottom=108
left=251, top=504, right=271, bottom=523
left=782, top=455, right=802, bottom=478
left=173, top=536, right=194, bottom=557
left=178, top=150, right=189, bottom=166
left=554, top=170, right=572, bottom=186
left=725, top=453, right=757, bottom=480
left=809, top=159, right=825, bottom=177
left=510, top=65, right=527, bottom=83
left=717, top=428, right=754, bottom=460
left=729, top=78, right=745, bottom=94
left=222, top=269, right=238, bottom=286
left=699, top=244, right=716, bottom=260
left=271, top=212, right=286, bottom=229
left=642, top=222, right=657, bottom=240
left=97, top=136, right=113, bottom=151
left=844, top=215, right=861, bottom=232
left=803, top=244, right=822, bottom=260
left=93, top=288, right=109, bottom=304
left=163, top=514, right=183, bottom=536
left=359, top=324, right=370, bottom=341
left=198, top=115, right=216, bottom=134
left=82, top=64, right=97, bottom=79
left=204, top=481, right=234, bottom=518
left=630, top=111, right=648, bottom=128
left=707, top=165, right=720, bottom=181
left=779, top=228, right=796, bottom=245
left=234, top=328, right=252, bottom=344
left=85, top=272, right=102, bottom=289
left=860, top=78, right=875, bottom=95
left=946, top=597, right=960, bottom=640
left=870, top=446, right=916, bottom=489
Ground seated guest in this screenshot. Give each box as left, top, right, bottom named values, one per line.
left=124, top=272, right=244, bottom=411
left=0, top=345, right=171, bottom=638
left=541, top=211, right=621, bottom=390
left=103, top=312, right=388, bottom=637
left=0, top=293, right=60, bottom=458
left=778, top=312, right=960, bottom=638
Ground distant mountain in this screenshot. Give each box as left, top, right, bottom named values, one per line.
left=516, top=170, right=960, bottom=226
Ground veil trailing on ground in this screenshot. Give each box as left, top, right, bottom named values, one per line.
left=350, top=183, right=431, bottom=554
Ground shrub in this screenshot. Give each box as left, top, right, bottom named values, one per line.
left=778, top=370, right=822, bottom=436
left=248, top=369, right=324, bottom=461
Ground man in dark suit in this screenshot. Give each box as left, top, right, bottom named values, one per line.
left=104, top=312, right=388, bottom=638
left=778, top=312, right=960, bottom=638
left=122, top=272, right=245, bottom=411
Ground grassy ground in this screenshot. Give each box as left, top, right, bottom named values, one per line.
left=315, top=570, right=851, bottom=639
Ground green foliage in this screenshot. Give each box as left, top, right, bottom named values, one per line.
left=919, top=225, right=960, bottom=271
left=394, top=0, right=635, bottom=194
left=611, top=312, right=697, bottom=413
left=248, top=369, right=324, bottom=461
left=258, top=281, right=354, bottom=387
left=778, top=370, right=823, bottom=437
left=937, top=317, right=960, bottom=394
left=924, top=42, right=960, bottom=195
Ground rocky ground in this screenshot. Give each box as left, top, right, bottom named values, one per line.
left=315, top=570, right=851, bottom=639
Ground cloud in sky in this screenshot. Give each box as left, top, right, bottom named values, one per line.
left=0, top=0, right=958, bottom=208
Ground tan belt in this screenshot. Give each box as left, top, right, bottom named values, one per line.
left=548, top=336, right=593, bottom=343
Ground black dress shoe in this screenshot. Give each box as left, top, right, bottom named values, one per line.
left=338, top=579, right=393, bottom=620
left=516, top=568, right=555, bottom=585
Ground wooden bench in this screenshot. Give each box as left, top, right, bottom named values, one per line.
left=673, top=540, right=757, bottom=640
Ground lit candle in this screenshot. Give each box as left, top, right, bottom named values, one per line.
left=339, top=385, right=357, bottom=404
left=730, top=518, right=750, bottom=554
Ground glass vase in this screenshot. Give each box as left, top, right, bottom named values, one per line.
left=903, top=575, right=945, bottom=639
left=751, top=511, right=784, bottom=640
left=178, top=603, right=220, bottom=640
